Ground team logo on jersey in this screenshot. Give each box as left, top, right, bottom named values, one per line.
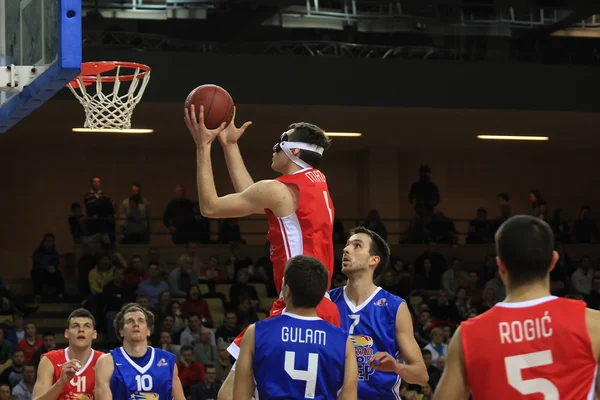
left=350, top=335, right=375, bottom=381
left=130, top=393, right=159, bottom=400
left=157, top=358, right=168, bottom=367
left=373, top=298, right=387, bottom=307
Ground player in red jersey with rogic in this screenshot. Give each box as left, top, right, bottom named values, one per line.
left=185, top=106, right=341, bottom=399
left=32, top=309, right=103, bottom=400
left=434, top=215, right=600, bottom=400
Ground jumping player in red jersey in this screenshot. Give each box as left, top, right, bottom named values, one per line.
left=185, top=106, right=341, bottom=400
left=434, top=215, right=600, bottom=400
left=32, top=308, right=103, bottom=400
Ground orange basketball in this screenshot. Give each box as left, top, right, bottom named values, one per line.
left=185, top=84, right=235, bottom=129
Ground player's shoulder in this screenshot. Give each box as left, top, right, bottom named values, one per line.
left=277, top=168, right=326, bottom=184
left=91, top=349, right=105, bottom=361
left=375, top=287, right=404, bottom=308
left=152, top=346, right=177, bottom=362
left=327, top=286, right=345, bottom=303
left=42, top=348, right=65, bottom=362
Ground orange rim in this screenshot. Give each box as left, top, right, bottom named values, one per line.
left=69, top=61, right=151, bottom=88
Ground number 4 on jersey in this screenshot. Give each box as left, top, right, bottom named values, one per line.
left=284, top=351, right=319, bottom=399
left=70, top=376, right=86, bottom=392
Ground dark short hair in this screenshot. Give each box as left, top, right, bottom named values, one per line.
left=67, top=308, right=96, bottom=329
left=180, top=345, right=193, bottom=354
left=204, top=364, right=216, bottom=371
left=422, top=349, right=432, bottom=356
left=42, top=331, right=54, bottom=338
left=113, top=303, right=155, bottom=341
left=349, top=226, right=391, bottom=271
left=287, top=122, right=331, bottom=168
left=12, top=348, right=24, bottom=356
left=495, top=215, right=554, bottom=287
left=284, top=255, right=329, bottom=308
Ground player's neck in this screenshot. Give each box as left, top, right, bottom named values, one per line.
left=345, top=276, right=378, bottom=306
left=284, top=305, right=318, bottom=318
left=67, top=346, right=92, bottom=364
left=282, top=164, right=303, bottom=175
left=504, top=281, right=551, bottom=303
left=123, top=340, right=149, bottom=358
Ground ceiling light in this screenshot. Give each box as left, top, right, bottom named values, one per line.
left=324, top=132, right=362, bottom=137
left=477, top=135, right=548, bottom=141
left=72, top=128, right=154, bottom=134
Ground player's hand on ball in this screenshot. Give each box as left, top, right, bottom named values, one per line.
left=218, top=106, right=252, bottom=146
left=59, top=359, right=81, bottom=383
left=369, top=352, right=401, bottom=373
left=184, top=104, right=227, bottom=147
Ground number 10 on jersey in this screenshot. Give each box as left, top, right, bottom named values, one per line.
left=135, top=374, right=153, bottom=391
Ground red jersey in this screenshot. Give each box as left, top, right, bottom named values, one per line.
left=461, top=296, right=597, bottom=400
left=43, top=348, right=103, bottom=400
left=18, top=337, right=43, bottom=362
left=266, top=168, right=334, bottom=294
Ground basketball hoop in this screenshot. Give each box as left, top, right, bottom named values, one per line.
left=68, top=61, right=152, bottom=133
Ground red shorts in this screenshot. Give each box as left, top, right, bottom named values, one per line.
left=227, top=296, right=340, bottom=359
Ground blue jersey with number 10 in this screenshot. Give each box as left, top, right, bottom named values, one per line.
left=109, top=346, right=176, bottom=400
left=253, top=312, right=347, bottom=399
left=328, top=286, right=404, bottom=400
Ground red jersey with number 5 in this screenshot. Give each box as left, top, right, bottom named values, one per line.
left=461, top=296, right=597, bottom=400
left=265, top=168, right=334, bottom=294
left=43, top=348, right=103, bottom=400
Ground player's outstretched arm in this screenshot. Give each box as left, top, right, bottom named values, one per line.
left=218, top=107, right=255, bottom=192
left=32, top=357, right=79, bottom=400
left=171, top=364, right=186, bottom=400
left=233, top=324, right=256, bottom=399
left=391, top=301, right=429, bottom=386
left=338, top=337, right=358, bottom=400
left=432, top=327, right=470, bottom=400
left=94, top=353, right=114, bottom=400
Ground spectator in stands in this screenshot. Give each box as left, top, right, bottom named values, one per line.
left=152, top=290, right=171, bottom=322
left=572, top=256, right=594, bottom=298
left=466, top=208, right=493, bottom=244
left=421, top=384, right=433, bottom=400
left=484, top=271, right=506, bottom=304
left=193, top=328, right=216, bottom=366
left=492, top=192, right=512, bottom=234
left=30, top=332, right=55, bottom=368
left=454, top=287, right=472, bottom=321
left=428, top=290, right=459, bottom=324
left=190, top=364, right=220, bottom=400
left=11, top=363, right=34, bottom=400
left=0, top=349, right=24, bottom=388
left=0, top=384, right=9, bottom=400
left=2, top=314, right=24, bottom=346
left=106, top=245, right=128, bottom=269
left=422, top=349, right=441, bottom=390
left=476, top=287, right=497, bottom=314
left=135, top=295, right=150, bottom=310
left=414, top=258, right=442, bottom=294
left=181, top=286, right=213, bottom=328
left=180, top=313, right=204, bottom=347
left=465, top=271, right=483, bottom=304
left=414, top=311, right=432, bottom=348
left=177, top=345, right=205, bottom=397
left=163, top=185, right=198, bottom=245
left=148, top=246, right=169, bottom=279
left=528, top=190, right=548, bottom=221
left=0, top=280, right=36, bottom=318
left=235, top=297, right=259, bottom=329
left=124, top=255, right=148, bottom=289
left=167, top=302, right=187, bottom=338
left=102, top=267, right=134, bottom=345
left=228, top=269, right=259, bottom=311
left=415, top=243, right=446, bottom=281
left=0, top=329, right=13, bottom=364
left=572, top=206, right=599, bottom=244
left=17, top=324, right=41, bottom=364
left=550, top=208, right=571, bottom=243
left=31, top=233, right=64, bottom=302
left=362, top=210, right=388, bottom=242
left=86, top=254, right=114, bottom=314
left=158, top=315, right=183, bottom=345
left=442, top=257, right=469, bottom=296
left=380, top=270, right=401, bottom=297
left=550, top=240, right=573, bottom=287
left=214, top=343, right=232, bottom=384
left=409, top=165, right=440, bottom=218
left=76, top=242, right=100, bottom=298
left=214, top=310, right=240, bottom=346
left=436, top=356, right=446, bottom=376
left=227, top=242, right=253, bottom=278
left=478, top=254, right=496, bottom=284
left=169, top=255, right=198, bottom=298
left=83, top=176, right=115, bottom=243
left=158, top=331, right=181, bottom=356
left=218, top=219, right=242, bottom=244
left=137, top=263, right=169, bottom=308
left=119, top=183, right=151, bottom=244
left=428, top=210, right=458, bottom=244
left=67, top=202, right=88, bottom=244
left=119, top=196, right=149, bottom=245
left=423, top=328, right=447, bottom=365
left=253, top=242, right=277, bottom=297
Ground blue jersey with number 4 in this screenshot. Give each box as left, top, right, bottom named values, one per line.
left=109, top=346, right=175, bottom=400
left=328, top=286, right=404, bottom=400
left=253, top=312, right=347, bottom=399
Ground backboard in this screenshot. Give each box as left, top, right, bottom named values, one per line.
left=0, top=0, right=81, bottom=133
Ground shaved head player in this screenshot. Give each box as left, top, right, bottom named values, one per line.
left=434, top=215, right=600, bottom=399
left=185, top=106, right=341, bottom=399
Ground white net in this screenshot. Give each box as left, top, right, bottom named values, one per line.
left=68, top=64, right=151, bottom=130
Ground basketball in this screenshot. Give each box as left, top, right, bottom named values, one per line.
left=185, top=84, right=235, bottom=129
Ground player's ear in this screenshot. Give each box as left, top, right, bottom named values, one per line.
left=547, top=250, right=559, bottom=273
left=64, top=329, right=69, bottom=339
left=92, top=330, right=98, bottom=340
left=369, top=255, right=380, bottom=269
left=496, top=256, right=507, bottom=277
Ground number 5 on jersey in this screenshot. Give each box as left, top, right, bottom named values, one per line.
left=284, top=351, right=319, bottom=399
left=505, top=350, right=558, bottom=399
left=135, top=374, right=153, bottom=391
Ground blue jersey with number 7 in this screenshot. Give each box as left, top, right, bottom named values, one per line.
left=253, top=312, right=347, bottom=399
left=109, top=346, right=175, bottom=400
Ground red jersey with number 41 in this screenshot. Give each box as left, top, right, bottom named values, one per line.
left=43, top=348, right=103, bottom=400
left=461, top=296, right=597, bottom=400
left=265, top=168, right=334, bottom=294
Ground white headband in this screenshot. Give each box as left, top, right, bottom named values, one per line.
left=280, top=141, right=324, bottom=169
